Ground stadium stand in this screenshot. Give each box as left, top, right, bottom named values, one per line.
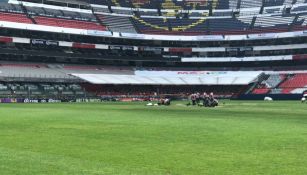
left=1, top=0, right=307, bottom=100
left=249, top=73, right=307, bottom=95
left=278, top=73, right=307, bottom=93
left=97, top=14, right=137, bottom=33
left=33, top=16, right=107, bottom=30
left=0, top=12, right=32, bottom=23
left=0, top=82, right=86, bottom=98
left=2, top=0, right=307, bottom=35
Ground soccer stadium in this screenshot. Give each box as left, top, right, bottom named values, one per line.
left=0, top=0, right=307, bottom=174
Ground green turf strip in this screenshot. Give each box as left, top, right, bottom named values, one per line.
left=0, top=101, right=307, bottom=175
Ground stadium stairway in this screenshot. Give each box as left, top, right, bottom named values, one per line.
left=20, top=3, right=36, bottom=24
left=92, top=9, right=107, bottom=30
left=98, top=14, right=137, bottom=33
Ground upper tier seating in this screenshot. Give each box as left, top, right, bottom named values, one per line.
left=34, top=16, right=107, bottom=30
left=2, top=1, right=307, bottom=35
left=0, top=5, right=105, bottom=31
left=89, top=0, right=302, bottom=9
left=133, top=13, right=301, bottom=35
left=26, top=6, right=96, bottom=21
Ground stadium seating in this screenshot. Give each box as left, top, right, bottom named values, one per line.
left=0, top=12, right=32, bottom=23
left=278, top=73, right=307, bottom=93
left=0, top=82, right=85, bottom=98
left=252, top=88, right=271, bottom=94
left=34, top=16, right=107, bottom=30
left=0, top=63, right=72, bottom=79
left=264, top=74, right=286, bottom=88
left=0, top=2, right=23, bottom=13
left=240, top=0, right=262, bottom=8
left=88, top=0, right=307, bottom=10
left=2, top=0, right=307, bottom=100
left=251, top=73, right=307, bottom=94
left=2, top=1, right=307, bottom=35
left=97, top=14, right=137, bottom=33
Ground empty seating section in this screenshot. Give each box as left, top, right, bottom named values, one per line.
left=112, top=8, right=134, bottom=15
left=25, top=6, right=96, bottom=21
left=255, top=15, right=294, bottom=27
left=252, top=73, right=307, bottom=94
left=168, top=18, right=202, bottom=31
left=0, top=12, right=32, bottom=23
left=132, top=17, right=169, bottom=34
left=139, top=10, right=159, bottom=16
left=25, top=6, right=46, bottom=15
left=2, top=1, right=307, bottom=35
left=252, top=87, right=270, bottom=94
left=93, top=6, right=110, bottom=13
left=264, top=74, right=285, bottom=88
left=283, top=0, right=294, bottom=5
left=133, top=16, right=253, bottom=35
left=279, top=73, right=307, bottom=93
left=296, top=0, right=307, bottom=4
left=0, top=63, right=134, bottom=80
left=293, top=14, right=307, bottom=30
left=253, top=15, right=294, bottom=33
left=240, top=0, right=262, bottom=8
left=97, top=14, right=137, bottom=33
left=209, top=18, right=251, bottom=34
left=292, top=5, right=307, bottom=13
left=251, top=74, right=285, bottom=94
left=263, top=7, right=283, bottom=14
left=62, top=65, right=134, bottom=75
left=0, top=3, right=106, bottom=31
left=217, top=0, right=237, bottom=9
left=90, top=0, right=216, bottom=10
left=43, top=7, right=63, bottom=17
left=0, top=64, right=72, bottom=79
left=0, top=2, right=23, bottom=13
left=264, top=0, right=285, bottom=7
left=34, top=16, right=106, bottom=30
left=88, top=0, right=303, bottom=9
left=0, top=82, right=85, bottom=98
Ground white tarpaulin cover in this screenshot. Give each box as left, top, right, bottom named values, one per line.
left=72, top=71, right=262, bottom=85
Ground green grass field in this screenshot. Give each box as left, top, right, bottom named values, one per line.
left=0, top=101, right=307, bottom=175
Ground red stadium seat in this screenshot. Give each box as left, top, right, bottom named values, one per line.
left=0, top=12, right=33, bottom=24
left=34, top=16, right=107, bottom=31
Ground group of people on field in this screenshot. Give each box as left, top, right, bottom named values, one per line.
left=158, top=98, right=171, bottom=106
left=189, top=92, right=219, bottom=107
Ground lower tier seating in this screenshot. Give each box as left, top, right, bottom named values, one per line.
left=251, top=73, right=307, bottom=94
left=0, top=12, right=33, bottom=24
left=279, top=73, right=307, bottom=93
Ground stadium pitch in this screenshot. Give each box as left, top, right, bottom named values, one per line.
left=0, top=101, right=307, bottom=175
